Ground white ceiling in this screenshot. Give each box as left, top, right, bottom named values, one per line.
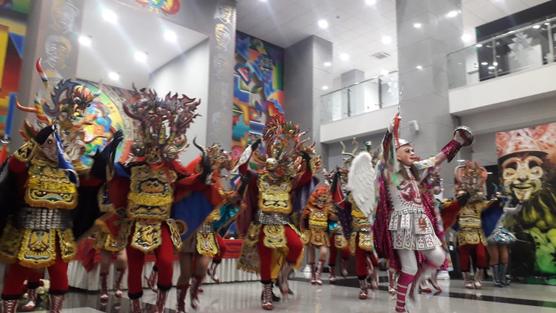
left=237, top=0, right=550, bottom=80
left=76, top=0, right=207, bottom=89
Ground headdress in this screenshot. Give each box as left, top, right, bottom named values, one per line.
left=123, top=87, right=200, bottom=163
left=454, top=160, right=488, bottom=201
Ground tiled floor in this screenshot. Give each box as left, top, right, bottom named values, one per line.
left=29, top=276, right=556, bottom=313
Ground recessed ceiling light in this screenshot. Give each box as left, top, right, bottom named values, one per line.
left=475, top=43, right=483, bottom=48
left=416, top=65, right=423, bottom=70
left=488, top=65, right=495, bottom=70
left=445, top=10, right=460, bottom=18
left=78, top=35, right=92, bottom=47
left=365, top=0, right=377, bottom=5
left=481, top=62, right=488, bottom=66
left=102, top=8, right=118, bottom=24
left=493, top=61, right=498, bottom=66
left=545, top=22, right=550, bottom=26
left=339, top=53, right=350, bottom=61
left=380, top=69, right=389, bottom=76
left=460, top=33, right=473, bottom=43
left=323, top=61, right=332, bottom=67
left=134, top=51, right=148, bottom=63
left=164, top=30, right=177, bottom=43
left=381, top=35, right=392, bottom=45
left=108, top=71, right=120, bottom=81
left=413, top=22, right=422, bottom=29
left=321, top=85, right=329, bottom=91
left=318, top=19, right=329, bottom=29
left=533, top=24, right=541, bottom=29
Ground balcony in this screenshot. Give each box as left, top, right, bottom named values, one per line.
left=319, top=72, right=398, bottom=143
left=447, top=16, right=556, bottom=118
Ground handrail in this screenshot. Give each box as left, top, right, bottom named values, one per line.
left=448, top=15, right=556, bottom=57
left=320, top=71, right=398, bottom=97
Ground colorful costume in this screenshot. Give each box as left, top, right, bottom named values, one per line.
left=236, top=117, right=316, bottom=310
left=0, top=74, right=115, bottom=313
left=300, top=184, right=345, bottom=286
left=451, top=161, right=496, bottom=289
left=103, top=88, right=209, bottom=313
left=369, top=114, right=472, bottom=313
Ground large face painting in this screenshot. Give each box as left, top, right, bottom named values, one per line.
left=496, top=122, right=556, bottom=283
left=232, top=31, right=285, bottom=161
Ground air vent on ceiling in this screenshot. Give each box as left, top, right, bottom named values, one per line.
left=372, top=51, right=391, bottom=59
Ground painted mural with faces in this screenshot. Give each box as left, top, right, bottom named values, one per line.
left=496, top=122, right=556, bottom=280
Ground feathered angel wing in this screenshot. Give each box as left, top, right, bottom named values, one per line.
left=346, top=152, right=376, bottom=217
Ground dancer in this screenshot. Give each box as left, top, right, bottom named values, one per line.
left=173, top=143, right=233, bottom=313
left=236, top=116, right=316, bottom=310
left=0, top=74, right=120, bottom=313
left=450, top=161, right=498, bottom=289
left=484, top=196, right=520, bottom=287
left=102, top=88, right=213, bottom=313
left=95, top=185, right=127, bottom=302
left=300, top=184, right=343, bottom=285
left=356, top=113, right=472, bottom=313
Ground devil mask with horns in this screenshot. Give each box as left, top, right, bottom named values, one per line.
left=123, top=88, right=200, bottom=164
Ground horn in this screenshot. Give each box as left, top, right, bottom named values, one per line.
left=16, top=100, right=38, bottom=113
left=193, top=137, right=206, bottom=159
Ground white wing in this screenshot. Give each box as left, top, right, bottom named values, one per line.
left=346, top=152, right=376, bottom=217
left=231, top=144, right=252, bottom=174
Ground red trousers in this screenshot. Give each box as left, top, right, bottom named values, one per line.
left=257, top=225, right=303, bottom=282
left=354, top=233, right=378, bottom=279
left=328, top=234, right=350, bottom=266
left=213, top=234, right=226, bottom=263
left=127, top=223, right=175, bottom=298
left=458, top=243, right=488, bottom=272
left=2, top=256, right=68, bottom=300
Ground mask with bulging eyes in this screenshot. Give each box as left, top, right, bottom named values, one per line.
left=40, top=135, right=58, bottom=162
left=502, top=153, right=545, bottom=201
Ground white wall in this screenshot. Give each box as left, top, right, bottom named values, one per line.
left=149, top=39, right=210, bottom=164
left=320, top=105, right=397, bottom=143
left=449, top=62, right=556, bottom=115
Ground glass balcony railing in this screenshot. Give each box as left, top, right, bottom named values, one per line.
left=320, top=72, right=398, bottom=123
left=448, top=16, right=556, bottom=89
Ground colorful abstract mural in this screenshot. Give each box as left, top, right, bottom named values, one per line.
left=0, top=5, right=27, bottom=138
left=232, top=31, right=285, bottom=160
left=135, top=0, right=181, bottom=15
left=0, top=0, right=30, bottom=15
left=76, top=80, right=130, bottom=167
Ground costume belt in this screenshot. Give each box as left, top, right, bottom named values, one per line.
left=256, top=211, right=290, bottom=225
left=17, top=207, right=72, bottom=230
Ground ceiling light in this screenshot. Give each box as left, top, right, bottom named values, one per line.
left=544, top=22, right=550, bottom=26
left=380, top=69, right=389, bottom=76
left=415, top=65, right=423, bottom=70
left=381, top=35, right=393, bottom=45
left=134, top=51, right=148, bottom=63
left=339, top=53, right=350, bottom=61
left=321, top=85, right=329, bottom=91
left=78, top=35, right=92, bottom=47
left=365, top=0, right=377, bottom=5
left=323, top=61, right=332, bottom=67
left=488, top=65, right=495, bottom=70
left=481, top=62, right=488, bottom=66
left=533, top=24, right=541, bottom=29
left=445, top=10, right=460, bottom=18
left=318, top=19, right=329, bottom=29
left=493, top=61, right=498, bottom=66
left=461, top=33, right=473, bottom=43
left=164, top=30, right=177, bottom=43
left=259, top=0, right=267, bottom=2
left=413, top=22, right=422, bottom=29
left=108, top=71, right=120, bottom=81
left=475, top=43, right=483, bottom=48
left=102, top=8, right=118, bottom=24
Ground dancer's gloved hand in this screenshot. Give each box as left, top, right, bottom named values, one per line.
left=35, top=124, right=56, bottom=145
left=250, top=138, right=262, bottom=151
left=91, top=130, right=124, bottom=180
left=456, top=191, right=470, bottom=206
left=199, top=154, right=212, bottom=184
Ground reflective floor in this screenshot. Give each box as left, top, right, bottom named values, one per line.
left=32, top=275, right=556, bottom=313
